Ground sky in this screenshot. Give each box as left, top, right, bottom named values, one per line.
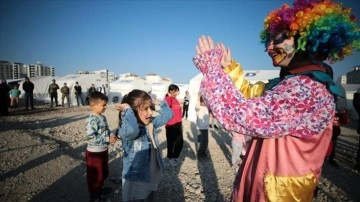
left=1, top=0, right=359, bottom=84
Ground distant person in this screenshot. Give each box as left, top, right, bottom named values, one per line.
left=164, top=84, right=183, bottom=167
left=103, top=85, right=106, bottom=95
left=0, top=79, right=11, bottom=116
left=99, top=84, right=106, bottom=95
left=60, top=83, right=70, bottom=107
left=86, top=84, right=97, bottom=105
left=85, top=91, right=116, bottom=201
left=195, top=95, right=209, bottom=158
left=230, top=132, right=250, bottom=173
left=88, top=84, right=97, bottom=94
left=182, top=90, right=190, bottom=120
left=22, top=77, right=35, bottom=110
left=9, top=83, right=21, bottom=109
left=74, top=81, right=85, bottom=106
left=327, top=107, right=349, bottom=166
left=116, top=89, right=173, bottom=201
left=48, top=79, right=59, bottom=107
left=354, top=88, right=360, bottom=171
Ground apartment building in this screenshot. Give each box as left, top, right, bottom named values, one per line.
left=0, top=60, right=55, bottom=79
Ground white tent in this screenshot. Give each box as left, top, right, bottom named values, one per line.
left=150, top=82, right=170, bottom=101
left=108, top=79, right=152, bottom=103
left=19, top=76, right=54, bottom=102
left=176, top=84, right=189, bottom=101
left=148, top=82, right=188, bottom=101
left=187, top=70, right=280, bottom=122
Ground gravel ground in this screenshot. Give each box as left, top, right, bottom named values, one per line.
left=0, top=104, right=359, bottom=202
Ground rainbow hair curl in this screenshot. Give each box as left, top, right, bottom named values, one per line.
left=260, top=0, right=360, bottom=63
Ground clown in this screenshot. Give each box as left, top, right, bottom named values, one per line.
left=193, top=0, right=360, bottom=201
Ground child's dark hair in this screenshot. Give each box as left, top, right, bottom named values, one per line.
left=165, top=84, right=179, bottom=97
left=119, top=89, right=152, bottom=126
left=168, top=84, right=179, bottom=93
left=89, top=91, right=108, bottom=104
left=199, top=96, right=204, bottom=103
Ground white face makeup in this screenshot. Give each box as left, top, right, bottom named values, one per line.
left=266, top=32, right=296, bottom=67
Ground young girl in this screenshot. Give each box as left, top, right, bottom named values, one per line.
left=9, top=83, right=21, bottom=109
left=164, top=84, right=183, bottom=167
left=116, top=89, right=173, bottom=201
left=195, top=95, right=209, bottom=158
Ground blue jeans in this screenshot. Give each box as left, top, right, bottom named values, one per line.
left=25, top=92, right=34, bottom=109
left=75, top=94, right=84, bottom=106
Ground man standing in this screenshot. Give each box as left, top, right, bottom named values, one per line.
left=48, top=79, right=59, bottom=107
left=60, top=83, right=70, bottom=107
left=88, top=84, right=96, bottom=94
left=86, top=84, right=97, bottom=105
left=354, top=88, right=360, bottom=171
left=100, top=84, right=107, bottom=95
left=0, top=79, right=11, bottom=115
left=74, top=81, right=84, bottom=106
left=22, top=77, right=35, bottom=110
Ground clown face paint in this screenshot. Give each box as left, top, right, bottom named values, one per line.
left=267, top=33, right=295, bottom=67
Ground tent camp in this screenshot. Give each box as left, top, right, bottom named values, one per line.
left=19, top=74, right=110, bottom=106
left=108, top=79, right=151, bottom=103
left=150, top=82, right=170, bottom=101
left=187, top=70, right=280, bottom=122
left=177, top=84, right=189, bottom=101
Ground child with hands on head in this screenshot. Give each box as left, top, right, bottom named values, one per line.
left=116, top=89, right=173, bottom=201
left=85, top=91, right=116, bottom=202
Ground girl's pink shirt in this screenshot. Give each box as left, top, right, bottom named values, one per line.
left=164, top=96, right=182, bottom=126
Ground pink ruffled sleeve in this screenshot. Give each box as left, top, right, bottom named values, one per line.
left=193, top=49, right=335, bottom=139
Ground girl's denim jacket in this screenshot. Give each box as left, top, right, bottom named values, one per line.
left=119, top=100, right=173, bottom=182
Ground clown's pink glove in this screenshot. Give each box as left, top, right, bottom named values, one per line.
left=193, top=35, right=223, bottom=74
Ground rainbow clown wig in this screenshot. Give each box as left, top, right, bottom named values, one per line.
left=260, top=0, right=360, bottom=63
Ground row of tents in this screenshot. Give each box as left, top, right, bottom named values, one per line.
left=9, top=69, right=358, bottom=120
left=10, top=73, right=190, bottom=107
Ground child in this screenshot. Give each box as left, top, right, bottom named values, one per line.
left=195, top=96, right=209, bottom=158
left=182, top=90, right=190, bottom=119
left=85, top=91, right=116, bottom=201
left=164, top=84, right=183, bottom=166
left=9, top=84, right=21, bottom=109
left=116, top=89, right=173, bottom=201
left=230, top=132, right=250, bottom=173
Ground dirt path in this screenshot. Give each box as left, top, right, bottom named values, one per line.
left=0, top=105, right=359, bottom=202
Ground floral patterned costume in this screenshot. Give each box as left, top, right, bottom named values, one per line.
left=193, top=49, right=335, bottom=202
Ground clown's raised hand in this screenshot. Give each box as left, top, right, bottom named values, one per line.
left=196, top=35, right=215, bottom=55
left=216, top=42, right=231, bottom=69
left=194, top=35, right=224, bottom=74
